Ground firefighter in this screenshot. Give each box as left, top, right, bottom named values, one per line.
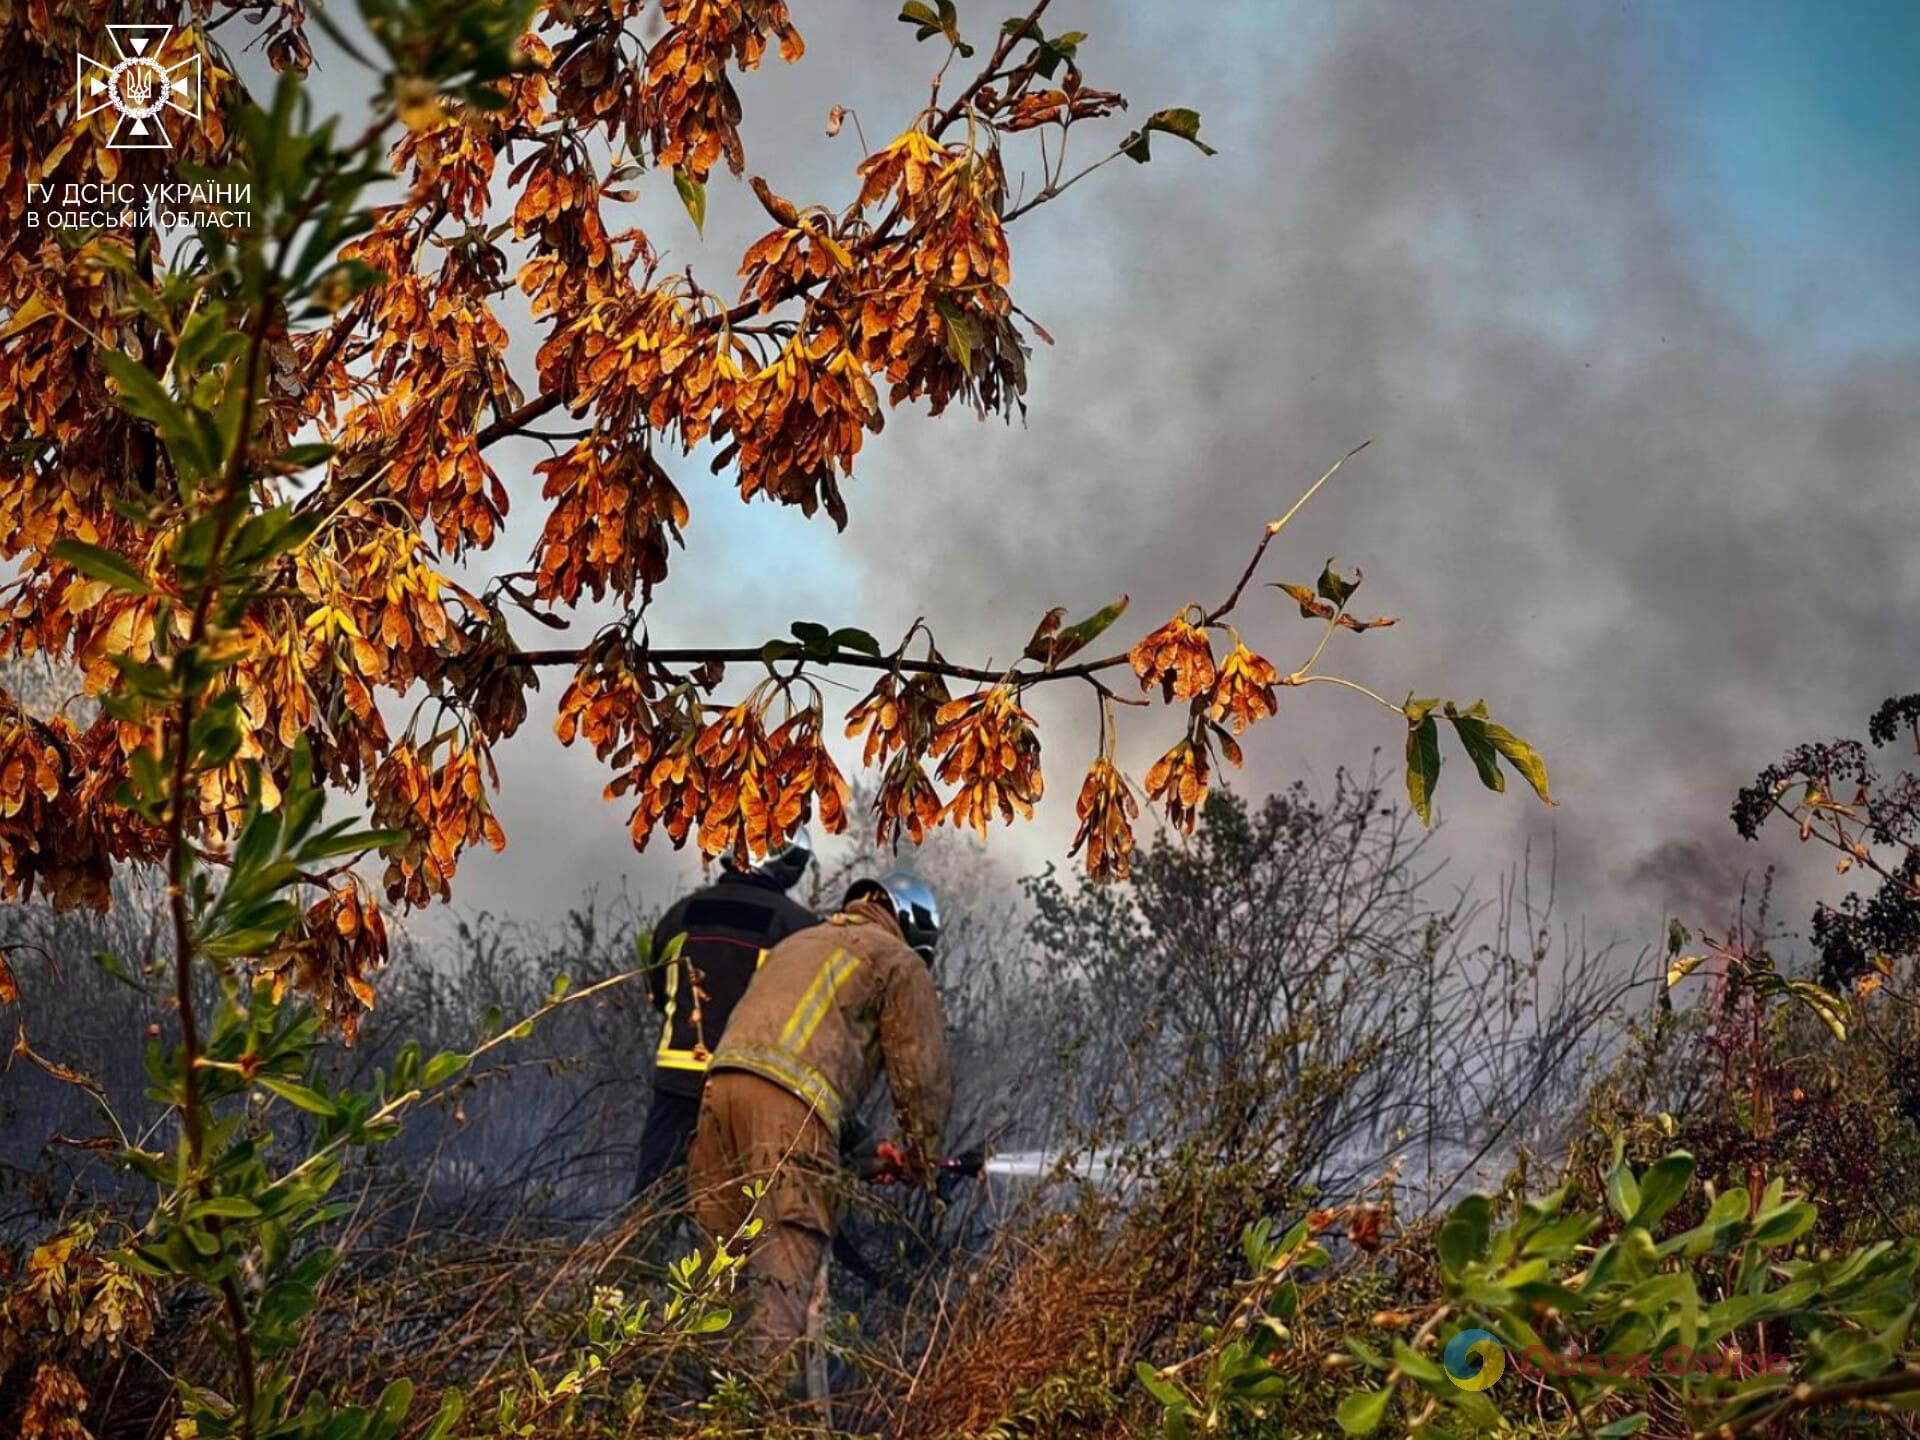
left=688, top=871, right=951, bottom=1381
left=632, top=834, right=820, bottom=1200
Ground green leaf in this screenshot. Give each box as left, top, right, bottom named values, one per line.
left=1483, top=721, right=1553, bottom=806
left=1316, top=558, right=1358, bottom=608
left=935, top=296, right=975, bottom=372
left=687, top=1306, right=733, bottom=1334
left=828, top=626, right=883, bottom=658
left=257, top=1075, right=338, bottom=1117
left=1041, top=595, right=1130, bottom=668
left=1628, top=1152, right=1694, bottom=1230
left=276, top=442, right=337, bottom=469
left=51, top=540, right=153, bottom=595
left=1437, top=1194, right=1493, bottom=1279
left=188, top=1195, right=264, bottom=1221
left=1336, top=1387, right=1391, bottom=1436
left=419, top=1390, right=465, bottom=1440
left=1594, top=1417, right=1648, bottom=1438
left=179, top=1224, right=220, bottom=1259
left=297, top=826, right=410, bottom=862
left=1391, top=1341, right=1444, bottom=1384
left=421, top=1050, right=467, bottom=1089
left=1121, top=108, right=1219, bottom=164
left=673, top=168, right=706, bottom=235
left=1749, top=1200, right=1816, bottom=1248
left=1606, top=1159, right=1641, bottom=1224
left=97, top=348, right=203, bottom=465
left=1444, top=702, right=1505, bottom=793
left=790, top=620, right=833, bottom=653
left=1134, top=1362, right=1189, bottom=1409
left=370, top=1378, right=414, bottom=1440
left=1405, top=713, right=1441, bottom=825
left=93, top=949, right=146, bottom=991
left=1786, top=980, right=1849, bottom=1041
left=1522, top=1211, right=1600, bottom=1256
left=1029, top=595, right=1128, bottom=668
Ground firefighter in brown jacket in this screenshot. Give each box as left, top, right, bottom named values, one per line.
left=688, top=870, right=951, bottom=1377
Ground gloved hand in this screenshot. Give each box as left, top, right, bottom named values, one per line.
left=871, top=1140, right=930, bottom=1184
left=935, top=1147, right=986, bottom=1199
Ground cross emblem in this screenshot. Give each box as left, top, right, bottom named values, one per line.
left=76, top=24, right=202, bottom=150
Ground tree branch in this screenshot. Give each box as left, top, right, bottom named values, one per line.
left=511, top=641, right=1130, bottom=686
left=471, top=1, right=1063, bottom=458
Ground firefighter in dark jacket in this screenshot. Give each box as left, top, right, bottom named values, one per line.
left=632, top=834, right=820, bottom=1199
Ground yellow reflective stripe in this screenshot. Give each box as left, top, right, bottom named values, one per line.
left=657, top=957, right=687, bottom=1061
left=778, top=948, right=863, bottom=1054
left=776, top=949, right=844, bottom=1050
left=715, top=1044, right=846, bottom=1133
left=656, top=1047, right=708, bottom=1071
left=790, top=950, right=860, bottom=1052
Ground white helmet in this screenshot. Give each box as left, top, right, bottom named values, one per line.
left=845, top=870, right=941, bottom=962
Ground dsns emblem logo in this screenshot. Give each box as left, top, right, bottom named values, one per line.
left=76, top=24, right=201, bottom=149
left=1443, top=1328, right=1505, bottom=1391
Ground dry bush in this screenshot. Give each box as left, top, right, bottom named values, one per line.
left=2, top=776, right=1648, bottom=1437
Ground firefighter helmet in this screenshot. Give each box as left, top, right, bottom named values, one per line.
left=845, top=870, right=941, bottom=962
left=721, top=828, right=814, bottom=892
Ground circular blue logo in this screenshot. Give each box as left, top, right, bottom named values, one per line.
left=1443, top=1328, right=1505, bottom=1390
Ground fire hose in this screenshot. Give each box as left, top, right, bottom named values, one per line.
left=858, top=1140, right=987, bottom=1188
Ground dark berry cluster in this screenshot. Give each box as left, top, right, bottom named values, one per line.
left=1868, top=693, right=1920, bottom=749
left=1731, top=739, right=1871, bottom=842
left=1734, top=702, right=1920, bottom=989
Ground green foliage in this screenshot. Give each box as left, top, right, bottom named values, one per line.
left=1120, top=108, right=1218, bottom=164
left=1331, top=1152, right=1920, bottom=1437
left=899, top=0, right=973, bottom=57
left=482, top=1225, right=758, bottom=1436
left=1402, top=696, right=1551, bottom=824
left=1023, top=595, right=1131, bottom=670
left=1135, top=1214, right=1329, bottom=1438
left=58, top=7, right=643, bottom=1438
left=761, top=621, right=886, bottom=666
left=1126, top=1123, right=1920, bottom=1440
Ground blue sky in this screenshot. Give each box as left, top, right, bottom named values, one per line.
left=1649, top=0, right=1920, bottom=353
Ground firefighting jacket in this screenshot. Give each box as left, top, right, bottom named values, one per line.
left=647, top=871, right=820, bottom=1098
left=708, top=897, right=953, bottom=1152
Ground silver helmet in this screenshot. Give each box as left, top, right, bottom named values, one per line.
left=722, top=828, right=814, bottom=892
left=845, top=870, right=941, bottom=962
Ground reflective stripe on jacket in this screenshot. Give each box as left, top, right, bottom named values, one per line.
left=709, top=897, right=952, bottom=1151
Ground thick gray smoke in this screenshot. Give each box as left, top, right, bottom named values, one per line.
left=439, top=1, right=1919, bottom=952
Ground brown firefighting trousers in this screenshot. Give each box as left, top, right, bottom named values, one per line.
left=688, top=1068, right=840, bottom=1380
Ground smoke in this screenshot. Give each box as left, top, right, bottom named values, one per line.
left=794, top=0, right=1920, bottom=949
left=442, top=1, right=1920, bottom=952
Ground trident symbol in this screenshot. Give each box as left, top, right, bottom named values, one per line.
left=121, top=64, right=154, bottom=108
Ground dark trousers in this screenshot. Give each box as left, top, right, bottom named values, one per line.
left=632, top=1087, right=703, bottom=1201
